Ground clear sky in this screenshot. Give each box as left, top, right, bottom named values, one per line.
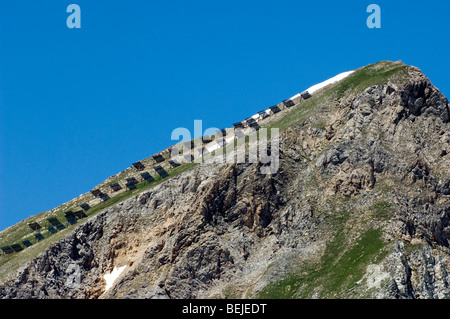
left=0, top=0, right=449, bottom=231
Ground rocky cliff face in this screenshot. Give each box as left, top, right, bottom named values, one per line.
left=1, top=61, right=449, bottom=299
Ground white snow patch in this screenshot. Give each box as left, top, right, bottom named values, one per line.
left=291, top=70, right=355, bottom=100
left=306, top=70, right=354, bottom=94
left=104, top=265, right=127, bottom=291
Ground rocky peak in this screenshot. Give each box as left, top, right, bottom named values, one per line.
left=1, top=61, right=449, bottom=299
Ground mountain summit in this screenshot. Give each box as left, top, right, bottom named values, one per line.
left=0, top=61, right=449, bottom=299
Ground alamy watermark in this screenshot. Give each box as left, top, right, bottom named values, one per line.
left=65, top=5, right=381, bottom=30
left=67, top=4, right=81, bottom=29
left=170, top=120, right=280, bottom=175
left=366, top=4, right=381, bottom=29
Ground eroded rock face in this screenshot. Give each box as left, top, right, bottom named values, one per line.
left=361, top=242, right=450, bottom=299
left=0, top=161, right=316, bottom=299
left=1, top=62, right=449, bottom=299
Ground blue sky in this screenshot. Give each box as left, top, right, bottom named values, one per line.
left=0, top=0, right=449, bottom=231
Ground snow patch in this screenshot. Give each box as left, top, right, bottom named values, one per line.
left=291, top=70, right=355, bottom=100
left=104, top=265, right=127, bottom=291
left=306, top=70, right=354, bottom=94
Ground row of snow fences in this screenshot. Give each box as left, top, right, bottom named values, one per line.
left=231, top=101, right=286, bottom=131
left=2, top=145, right=203, bottom=256
left=88, top=167, right=173, bottom=206
left=1, top=210, right=90, bottom=256
left=235, top=92, right=313, bottom=129
left=3, top=164, right=190, bottom=256
left=123, top=99, right=299, bottom=194
left=129, top=102, right=288, bottom=175
left=128, top=100, right=290, bottom=181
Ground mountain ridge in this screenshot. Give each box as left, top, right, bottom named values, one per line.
left=1, top=60, right=449, bottom=299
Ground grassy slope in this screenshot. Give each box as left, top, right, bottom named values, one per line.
left=256, top=61, right=410, bottom=298
left=256, top=196, right=395, bottom=298
left=257, top=204, right=389, bottom=299
left=266, top=60, right=408, bottom=131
